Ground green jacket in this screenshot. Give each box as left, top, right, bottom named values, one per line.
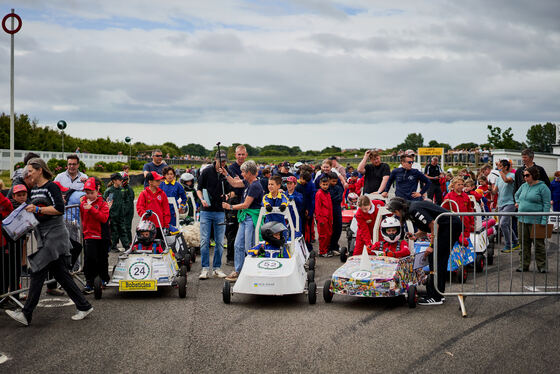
left=122, top=185, right=135, bottom=217
left=104, top=186, right=126, bottom=217
left=514, top=180, right=551, bottom=224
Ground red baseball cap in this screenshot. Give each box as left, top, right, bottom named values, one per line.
left=54, top=181, right=69, bottom=192
left=12, top=184, right=27, bottom=194
left=286, top=176, right=297, bottom=183
left=146, top=171, right=164, bottom=181
left=83, top=177, right=97, bottom=191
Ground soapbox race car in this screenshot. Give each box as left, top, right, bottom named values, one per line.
left=222, top=202, right=317, bottom=304
left=94, top=212, right=187, bottom=299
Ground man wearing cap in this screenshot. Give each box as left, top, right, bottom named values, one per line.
left=143, top=149, right=167, bottom=188
left=104, top=173, right=130, bottom=252
left=277, top=161, right=295, bottom=190
left=404, top=149, right=422, bottom=171
left=357, top=150, right=390, bottom=194
left=137, top=172, right=171, bottom=235
left=196, top=151, right=231, bottom=279
left=225, top=145, right=247, bottom=266
left=54, top=154, right=89, bottom=191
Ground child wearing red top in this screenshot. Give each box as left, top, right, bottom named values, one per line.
left=137, top=172, right=171, bottom=233
left=443, top=177, right=474, bottom=234
left=315, top=177, right=333, bottom=256
left=80, top=177, right=110, bottom=292
left=366, top=216, right=410, bottom=258
left=353, top=195, right=384, bottom=256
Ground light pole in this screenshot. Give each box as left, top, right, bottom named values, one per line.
left=57, top=120, right=67, bottom=157
left=125, top=136, right=132, bottom=161
left=3, top=9, right=23, bottom=178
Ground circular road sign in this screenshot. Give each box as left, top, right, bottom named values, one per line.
left=2, top=12, right=22, bottom=35
left=57, top=120, right=67, bottom=130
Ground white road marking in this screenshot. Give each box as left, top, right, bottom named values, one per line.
left=37, top=297, right=75, bottom=308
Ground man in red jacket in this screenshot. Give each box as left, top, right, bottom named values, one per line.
left=137, top=172, right=171, bottom=238
left=315, top=176, right=333, bottom=257
left=80, top=177, right=110, bottom=294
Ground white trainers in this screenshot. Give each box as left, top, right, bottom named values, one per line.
left=199, top=269, right=210, bottom=280
left=5, top=310, right=29, bottom=326
left=213, top=268, right=227, bottom=278
left=71, top=307, right=94, bottom=321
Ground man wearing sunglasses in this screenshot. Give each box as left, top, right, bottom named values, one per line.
left=382, top=154, right=431, bottom=201
left=143, top=149, right=167, bottom=187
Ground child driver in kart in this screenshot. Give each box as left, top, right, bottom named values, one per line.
left=248, top=221, right=290, bottom=258
left=366, top=216, right=410, bottom=258
left=132, top=220, right=164, bottom=254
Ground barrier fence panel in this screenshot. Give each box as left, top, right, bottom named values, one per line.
left=0, top=204, right=83, bottom=308
left=433, top=211, right=560, bottom=317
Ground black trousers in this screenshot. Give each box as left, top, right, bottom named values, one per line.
left=23, top=256, right=92, bottom=323
left=84, top=239, right=110, bottom=285
left=225, top=196, right=240, bottom=261
left=329, top=206, right=343, bottom=252
left=1, top=239, right=23, bottom=295
left=427, top=220, right=462, bottom=299
left=427, top=183, right=443, bottom=205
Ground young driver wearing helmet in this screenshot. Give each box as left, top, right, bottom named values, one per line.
left=352, top=195, right=385, bottom=256
left=247, top=221, right=290, bottom=258
left=367, top=216, right=410, bottom=258
left=132, top=220, right=164, bottom=254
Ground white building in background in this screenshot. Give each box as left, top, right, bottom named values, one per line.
left=0, top=149, right=128, bottom=170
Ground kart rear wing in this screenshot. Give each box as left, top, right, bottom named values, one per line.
left=254, top=201, right=299, bottom=254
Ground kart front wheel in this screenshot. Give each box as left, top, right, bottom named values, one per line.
left=475, top=254, right=485, bottom=272
left=179, top=264, right=188, bottom=277
left=184, top=254, right=192, bottom=272
left=323, top=279, right=333, bottom=303
left=177, top=276, right=187, bottom=298
left=93, top=276, right=103, bottom=300
left=407, top=285, right=417, bottom=308
left=308, top=282, right=317, bottom=305
left=223, top=281, right=231, bottom=304
left=340, top=247, right=348, bottom=263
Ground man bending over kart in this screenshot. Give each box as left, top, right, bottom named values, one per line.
left=132, top=221, right=164, bottom=254
left=386, top=197, right=462, bottom=306
left=248, top=221, right=290, bottom=258
left=366, top=216, right=410, bottom=258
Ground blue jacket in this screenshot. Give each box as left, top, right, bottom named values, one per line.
left=514, top=180, right=551, bottom=224
left=160, top=180, right=187, bottom=225
left=286, top=190, right=304, bottom=231
left=384, top=167, right=431, bottom=201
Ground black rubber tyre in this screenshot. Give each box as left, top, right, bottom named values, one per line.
left=93, top=276, right=102, bottom=300
left=407, top=285, right=417, bottom=308
left=475, top=254, right=485, bottom=272
left=308, top=257, right=316, bottom=271
left=223, top=281, right=231, bottom=304
left=323, top=279, right=333, bottom=303
left=179, top=264, right=188, bottom=277
left=309, top=249, right=316, bottom=259
left=190, top=247, right=197, bottom=262
left=487, top=244, right=494, bottom=265
left=462, top=268, right=468, bottom=282
left=307, top=270, right=315, bottom=283
left=308, top=281, right=317, bottom=305
left=340, top=247, right=348, bottom=263
left=185, top=254, right=192, bottom=272
left=349, top=238, right=355, bottom=256
left=177, top=276, right=187, bottom=298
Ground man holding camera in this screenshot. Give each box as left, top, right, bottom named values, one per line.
left=357, top=150, right=390, bottom=194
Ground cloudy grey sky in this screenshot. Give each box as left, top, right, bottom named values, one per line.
left=0, top=0, right=558, bottom=150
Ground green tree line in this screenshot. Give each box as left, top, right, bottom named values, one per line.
left=1, top=113, right=556, bottom=157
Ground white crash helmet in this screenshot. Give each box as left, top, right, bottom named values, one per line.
left=347, top=192, right=359, bottom=205
left=180, top=172, right=195, bottom=185
left=380, top=216, right=402, bottom=243
left=294, top=162, right=303, bottom=170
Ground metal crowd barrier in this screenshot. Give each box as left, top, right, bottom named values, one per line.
left=433, top=211, right=559, bottom=317
left=0, top=204, right=83, bottom=308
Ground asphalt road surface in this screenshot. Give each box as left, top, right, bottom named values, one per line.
left=2, top=231, right=560, bottom=373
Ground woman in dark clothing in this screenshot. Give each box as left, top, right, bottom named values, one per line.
left=5, top=158, right=93, bottom=326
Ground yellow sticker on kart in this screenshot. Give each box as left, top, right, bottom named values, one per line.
left=119, top=280, right=157, bottom=291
